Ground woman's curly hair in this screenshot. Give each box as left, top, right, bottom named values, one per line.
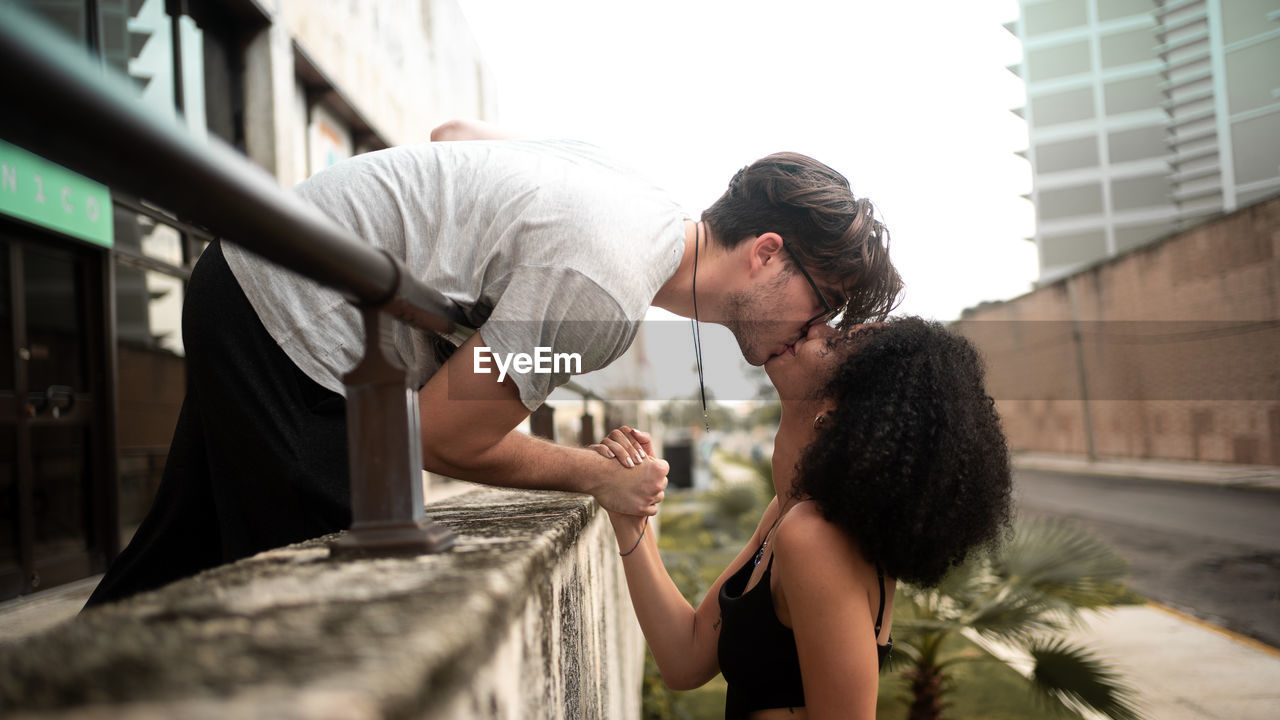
left=794, top=316, right=1012, bottom=587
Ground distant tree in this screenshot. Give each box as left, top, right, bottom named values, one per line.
left=891, top=519, right=1143, bottom=720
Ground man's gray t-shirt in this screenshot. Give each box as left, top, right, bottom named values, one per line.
left=224, top=139, right=686, bottom=410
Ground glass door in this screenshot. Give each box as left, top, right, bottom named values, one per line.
left=0, top=228, right=109, bottom=599
left=0, top=244, right=16, bottom=597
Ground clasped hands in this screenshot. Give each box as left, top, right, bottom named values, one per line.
left=588, top=426, right=666, bottom=548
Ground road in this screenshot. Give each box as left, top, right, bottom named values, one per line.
left=1015, top=469, right=1280, bottom=648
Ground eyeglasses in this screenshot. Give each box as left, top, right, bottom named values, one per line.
left=781, top=242, right=838, bottom=327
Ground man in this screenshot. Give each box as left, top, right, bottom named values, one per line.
left=86, top=120, right=901, bottom=605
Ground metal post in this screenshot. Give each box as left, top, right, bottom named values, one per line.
left=530, top=405, right=556, bottom=441
left=329, top=306, right=454, bottom=557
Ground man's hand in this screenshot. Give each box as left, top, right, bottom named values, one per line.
left=586, top=426, right=668, bottom=516
left=587, top=452, right=669, bottom=517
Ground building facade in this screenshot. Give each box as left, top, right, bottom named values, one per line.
left=1010, top=0, right=1280, bottom=283
left=0, top=0, right=494, bottom=601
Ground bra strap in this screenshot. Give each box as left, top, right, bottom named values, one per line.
left=874, top=564, right=886, bottom=637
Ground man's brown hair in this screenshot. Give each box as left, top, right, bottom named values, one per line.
left=701, top=152, right=902, bottom=327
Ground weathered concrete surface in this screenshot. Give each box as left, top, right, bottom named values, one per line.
left=0, top=488, right=643, bottom=719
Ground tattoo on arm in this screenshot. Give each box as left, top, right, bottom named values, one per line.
left=713, top=617, right=722, bottom=632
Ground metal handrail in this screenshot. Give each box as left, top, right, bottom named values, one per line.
left=0, top=5, right=455, bottom=556
left=0, top=6, right=455, bottom=333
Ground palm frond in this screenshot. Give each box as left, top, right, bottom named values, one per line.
left=1029, top=638, right=1144, bottom=720
left=962, top=588, right=1066, bottom=642
left=894, top=618, right=969, bottom=635
left=996, top=519, right=1130, bottom=610
left=931, top=553, right=990, bottom=605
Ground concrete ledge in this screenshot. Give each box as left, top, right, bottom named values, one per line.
left=0, top=488, right=644, bottom=719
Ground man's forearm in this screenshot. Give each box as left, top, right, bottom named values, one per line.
left=416, top=330, right=666, bottom=515
left=425, top=426, right=597, bottom=495
left=423, top=424, right=668, bottom=517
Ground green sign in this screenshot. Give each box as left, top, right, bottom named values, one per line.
left=0, top=138, right=113, bottom=248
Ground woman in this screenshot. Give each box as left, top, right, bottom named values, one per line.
left=591, top=316, right=1013, bottom=719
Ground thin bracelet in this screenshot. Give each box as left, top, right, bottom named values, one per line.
left=620, top=517, right=649, bottom=557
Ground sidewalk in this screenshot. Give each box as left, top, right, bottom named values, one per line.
left=1065, top=604, right=1280, bottom=720
left=1014, top=451, right=1280, bottom=491
left=1014, top=452, right=1280, bottom=718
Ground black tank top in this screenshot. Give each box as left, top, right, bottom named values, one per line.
left=717, top=541, right=891, bottom=719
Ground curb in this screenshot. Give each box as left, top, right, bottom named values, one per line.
left=1147, top=601, right=1280, bottom=658
left=1013, top=453, right=1280, bottom=491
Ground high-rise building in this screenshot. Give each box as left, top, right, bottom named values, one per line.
left=1009, top=0, right=1280, bottom=283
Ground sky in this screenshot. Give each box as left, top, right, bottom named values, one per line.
left=455, top=0, right=1039, bottom=401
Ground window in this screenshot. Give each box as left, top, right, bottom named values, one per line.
left=1038, top=182, right=1105, bottom=220
left=1109, top=124, right=1169, bottom=163
left=1104, top=74, right=1165, bottom=116
left=1100, top=26, right=1161, bottom=69
left=1027, top=40, right=1092, bottom=81
left=1111, top=175, right=1174, bottom=211
left=1113, top=222, right=1175, bottom=252
left=1231, top=111, right=1280, bottom=187
left=1024, top=0, right=1088, bottom=35
left=1098, top=0, right=1156, bottom=23
left=1031, top=87, right=1096, bottom=126
left=1036, top=136, right=1100, bottom=173
left=1040, top=230, right=1107, bottom=268
left=202, top=25, right=242, bottom=148
left=309, top=105, right=355, bottom=176
left=1222, top=0, right=1278, bottom=45
left=112, top=208, right=189, bottom=356
left=14, top=0, right=87, bottom=43
left=111, top=205, right=205, bottom=547
left=1225, top=36, right=1280, bottom=116
left=114, top=211, right=184, bottom=265
left=102, top=0, right=178, bottom=122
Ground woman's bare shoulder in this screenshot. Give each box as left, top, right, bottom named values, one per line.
left=774, top=501, right=868, bottom=577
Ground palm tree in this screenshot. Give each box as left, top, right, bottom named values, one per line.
left=889, top=518, right=1143, bottom=720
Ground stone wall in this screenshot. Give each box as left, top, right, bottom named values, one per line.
left=954, top=195, right=1279, bottom=464
left=0, top=489, right=644, bottom=719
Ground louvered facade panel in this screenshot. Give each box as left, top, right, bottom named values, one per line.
left=1013, top=0, right=1280, bottom=283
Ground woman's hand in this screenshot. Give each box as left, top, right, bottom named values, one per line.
left=589, top=426, right=661, bottom=551
left=588, top=426, right=654, bottom=469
